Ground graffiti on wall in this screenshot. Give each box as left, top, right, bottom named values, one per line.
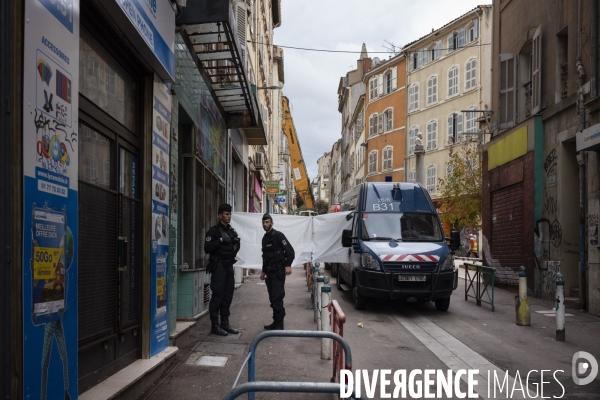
left=534, top=219, right=550, bottom=261
left=589, top=213, right=599, bottom=246
left=544, top=149, right=557, bottom=175
left=542, top=260, right=561, bottom=297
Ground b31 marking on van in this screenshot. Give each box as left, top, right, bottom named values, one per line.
left=379, top=254, right=441, bottom=262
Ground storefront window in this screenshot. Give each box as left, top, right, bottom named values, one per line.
left=79, top=122, right=111, bottom=188
left=80, top=28, right=136, bottom=131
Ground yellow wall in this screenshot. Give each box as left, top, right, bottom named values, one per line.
left=487, top=126, right=528, bottom=170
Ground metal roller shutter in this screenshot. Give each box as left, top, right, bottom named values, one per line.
left=491, top=183, right=524, bottom=276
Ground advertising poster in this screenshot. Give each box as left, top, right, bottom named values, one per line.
left=22, top=0, right=79, bottom=398
left=151, top=74, right=171, bottom=356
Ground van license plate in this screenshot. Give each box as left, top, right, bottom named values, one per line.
left=398, top=275, right=426, bottom=282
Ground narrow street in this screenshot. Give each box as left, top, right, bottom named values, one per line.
left=139, top=269, right=600, bottom=400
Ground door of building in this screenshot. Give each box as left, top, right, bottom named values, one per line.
left=77, top=116, right=141, bottom=391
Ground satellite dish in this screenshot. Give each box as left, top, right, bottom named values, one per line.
left=372, top=57, right=381, bottom=66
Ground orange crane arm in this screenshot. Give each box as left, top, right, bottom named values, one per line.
left=282, top=96, right=315, bottom=209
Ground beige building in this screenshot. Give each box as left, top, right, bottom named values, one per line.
left=404, top=6, right=493, bottom=203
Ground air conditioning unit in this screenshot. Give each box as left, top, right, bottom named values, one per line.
left=254, top=152, right=265, bottom=170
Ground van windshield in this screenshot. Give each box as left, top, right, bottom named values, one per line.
left=361, top=213, right=443, bottom=241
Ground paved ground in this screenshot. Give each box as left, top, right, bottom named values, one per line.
left=138, top=267, right=600, bottom=400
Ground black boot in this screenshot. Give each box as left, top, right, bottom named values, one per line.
left=263, top=320, right=284, bottom=330
left=220, top=318, right=239, bottom=334
left=211, top=319, right=228, bottom=336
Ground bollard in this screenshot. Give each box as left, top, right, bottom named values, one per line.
left=321, top=277, right=332, bottom=360
left=556, top=272, right=565, bottom=342
left=316, top=269, right=324, bottom=330
left=515, top=266, right=531, bottom=326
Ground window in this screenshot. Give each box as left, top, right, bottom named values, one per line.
left=368, top=150, right=378, bottom=174
left=409, top=169, right=416, bottom=183
left=499, top=54, right=516, bottom=128
left=465, top=107, right=477, bottom=137
left=432, top=41, right=442, bottom=60
left=369, top=114, right=378, bottom=137
left=448, top=67, right=459, bottom=97
left=417, top=49, right=426, bottom=68
left=383, top=146, right=393, bottom=171
left=447, top=33, right=455, bottom=53
left=426, top=120, right=437, bottom=150
left=465, top=59, right=477, bottom=90
left=385, top=71, right=393, bottom=94
left=532, top=25, right=542, bottom=114
left=104, top=160, right=110, bottom=187
left=426, top=165, right=437, bottom=193
left=469, top=19, right=479, bottom=42
left=383, top=108, right=393, bottom=132
left=446, top=162, right=454, bottom=177
left=458, top=28, right=466, bottom=48
left=409, top=126, right=418, bottom=154
left=427, top=75, right=438, bottom=105
left=409, top=84, right=419, bottom=111
left=369, top=77, right=378, bottom=100
left=85, top=156, right=97, bottom=182
left=447, top=113, right=463, bottom=144
left=557, top=30, right=569, bottom=101
left=377, top=113, right=384, bottom=134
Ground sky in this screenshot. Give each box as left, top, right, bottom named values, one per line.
left=275, top=0, right=485, bottom=181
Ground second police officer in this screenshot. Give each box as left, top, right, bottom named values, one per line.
left=204, top=204, right=241, bottom=336
left=260, top=213, right=295, bottom=330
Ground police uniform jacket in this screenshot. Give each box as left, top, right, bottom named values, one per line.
left=262, top=229, right=295, bottom=273
left=204, top=223, right=240, bottom=263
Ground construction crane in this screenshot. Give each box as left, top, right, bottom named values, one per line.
left=281, top=96, right=315, bottom=209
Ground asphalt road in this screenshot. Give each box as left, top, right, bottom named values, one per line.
left=139, top=267, right=600, bottom=400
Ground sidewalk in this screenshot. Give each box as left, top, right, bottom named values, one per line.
left=138, top=270, right=334, bottom=400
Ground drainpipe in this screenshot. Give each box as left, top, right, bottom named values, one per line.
left=592, top=0, right=598, bottom=98
left=577, top=0, right=588, bottom=309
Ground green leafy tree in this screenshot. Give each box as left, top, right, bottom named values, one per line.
left=315, top=200, right=329, bottom=214
left=437, top=141, right=482, bottom=229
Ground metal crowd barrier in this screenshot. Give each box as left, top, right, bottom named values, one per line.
left=330, top=300, right=348, bottom=385
left=461, top=263, right=496, bottom=311
left=223, top=330, right=353, bottom=400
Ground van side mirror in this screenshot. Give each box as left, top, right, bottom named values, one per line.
left=341, top=229, right=353, bottom=247
left=448, top=230, right=461, bottom=251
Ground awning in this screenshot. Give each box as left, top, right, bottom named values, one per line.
left=176, top=0, right=267, bottom=144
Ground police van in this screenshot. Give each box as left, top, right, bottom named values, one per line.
left=338, top=182, right=460, bottom=311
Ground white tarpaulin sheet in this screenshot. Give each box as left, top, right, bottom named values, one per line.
left=230, top=212, right=352, bottom=269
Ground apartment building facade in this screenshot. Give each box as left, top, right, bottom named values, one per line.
left=483, top=0, right=600, bottom=315
left=363, top=54, right=407, bottom=183
left=404, top=5, right=493, bottom=204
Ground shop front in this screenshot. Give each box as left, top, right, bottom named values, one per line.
left=20, top=0, right=176, bottom=397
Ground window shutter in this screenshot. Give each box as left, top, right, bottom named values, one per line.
left=447, top=114, right=454, bottom=143
left=474, top=18, right=479, bottom=40
left=236, top=3, right=247, bottom=63
left=448, top=34, right=454, bottom=53
left=457, top=113, right=463, bottom=141
left=532, top=25, right=542, bottom=115
left=392, top=67, right=398, bottom=90
left=499, top=53, right=517, bottom=128
left=378, top=75, right=384, bottom=96
left=378, top=113, right=383, bottom=134
left=458, top=28, right=466, bottom=48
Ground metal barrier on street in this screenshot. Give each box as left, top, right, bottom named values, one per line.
left=330, top=300, right=348, bottom=385
left=224, top=330, right=353, bottom=400
left=461, top=263, right=496, bottom=312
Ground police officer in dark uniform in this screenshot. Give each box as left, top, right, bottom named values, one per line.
left=260, top=214, right=295, bottom=330
left=204, top=204, right=241, bottom=336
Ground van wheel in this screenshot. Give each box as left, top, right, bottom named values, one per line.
left=435, top=297, right=451, bottom=311
left=353, top=286, right=367, bottom=310
left=331, top=263, right=338, bottom=278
